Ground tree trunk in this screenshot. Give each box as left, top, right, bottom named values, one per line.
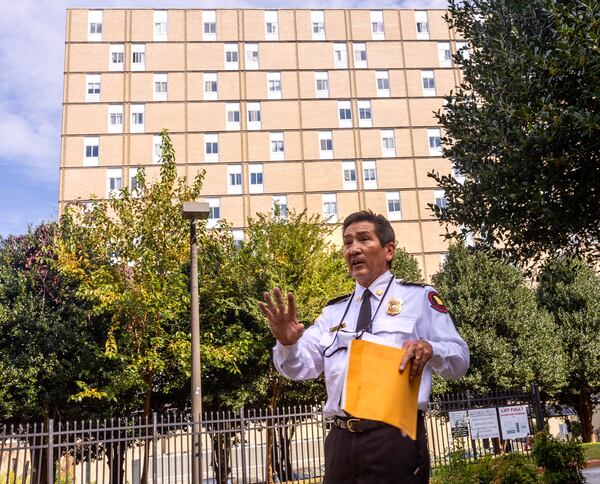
left=273, top=423, right=294, bottom=482
left=106, top=439, right=127, bottom=484
left=575, top=385, right=594, bottom=443
left=209, top=421, right=232, bottom=484
left=140, top=376, right=153, bottom=484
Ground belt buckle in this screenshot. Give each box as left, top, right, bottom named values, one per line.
left=346, top=418, right=361, bottom=432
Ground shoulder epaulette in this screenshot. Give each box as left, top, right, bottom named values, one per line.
left=398, top=280, right=429, bottom=287
left=326, top=293, right=352, bottom=306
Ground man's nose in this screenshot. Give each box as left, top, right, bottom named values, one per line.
left=348, top=239, right=361, bottom=253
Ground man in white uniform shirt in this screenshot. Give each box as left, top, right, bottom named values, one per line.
left=259, top=210, right=469, bottom=483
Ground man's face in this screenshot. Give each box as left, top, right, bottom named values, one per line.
left=343, top=221, right=395, bottom=287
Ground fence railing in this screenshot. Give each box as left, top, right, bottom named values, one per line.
left=0, top=386, right=544, bottom=484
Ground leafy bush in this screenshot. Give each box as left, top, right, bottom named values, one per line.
left=491, top=452, right=538, bottom=484
left=532, top=431, right=585, bottom=484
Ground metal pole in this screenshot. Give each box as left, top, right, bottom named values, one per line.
left=532, top=384, right=545, bottom=432
left=190, top=219, right=203, bottom=484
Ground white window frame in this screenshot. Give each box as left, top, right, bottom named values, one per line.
left=428, top=128, right=442, bottom=156
left=456, top=41, right=470, bottom=60
left=341, top=161, right=357, bottom=190
left=322, top=193, right=338, bottom=223
left=353, top=43, right=367, bottom=69
left=204, top=133, right=219, bottom=162
left=88, top=11, right=102, bottom=42
left=370, top=11, right=385, bottom=40
left=130, top=104, right=145, bottom=133
left=245, top=43, right=259, bottom=70
left=376, top=71, right=390, bottom=97
left=131, top=44, right=146, bottom=71
left=203, top=11, right=217, bottom=41
left=452, top=165, right=466, bottom=184
left=129, top=167, right=140, bottom=195
left=224, top=44, right=239, bottom=70
left=227, top=165, right=243, bottom=195
left=333, top=43, right=348, bottom=69
left=421, top=70, right=436, bottom=96
left=438, top=42, right=452, bottom=67
left=311, top=11, right=325, bottom=40
left=226, top=102, right=241, bottom=131
left=434, top=189, right=448, bottom=209
left=386, top=192, right=402, bottom=221
left=203, top=73, right=218, bottom=100
left=337, top=101, right=352, bottom=128
left=362, top=160, right=377, bottom=189
left=83, top=136, right=99, bottom=167
left=153, top=73, right=168, bottom=102
left=415, top=11, right=429, bottom=40
left=272, top=195, right=288, bottom=219
left=206, top=198, right=220, bottom=228
left=249, top=164, right=264, bottom=194
left=270, top=132, right=285, bottom=161
left=381, top=129, right=396, bottom=157
left=107, top=105, right=123, bottom=133
left=153, top=10, right=168, bottom=42
left=109, top=44, right=124, bottom=72
left=264, top=11, right=279, bottom=40
left=85, top=74, right=101, bottom=102
left=318, top=131, right=333, bottom=160
left=153, top=135, right=162, bottom=164
left=357, top=100, right=372, bottom=128
left=267, top=72, right=282, bottom=99
left=106, top=168, right=123, bottom=198
left=232, top=229, right=244, bottom=248
left=315, top=71, right=329, bottom=98
left=247, top=102, right=261, bottom=130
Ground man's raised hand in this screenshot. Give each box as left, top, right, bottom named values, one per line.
left=259, top=287, right=304, bottom=346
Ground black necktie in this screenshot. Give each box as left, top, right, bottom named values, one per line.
left=356, top=289, right=372, bottom=333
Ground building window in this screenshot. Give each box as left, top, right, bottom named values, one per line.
left=421, top=70, right=436, bottom=96
left=83, top=137, right=99, bottom=167
left=452, top=165, right=466, bottom=184
left=88, top=11, right=102, bottom=42
left=333, top=43, right=348, bottom=69
left=224, top=44, right=239, bottom=70
left=130, top=105, right=145, bottom=133
left=245, top=43, right=259, bottom=70
left=270, top=132, right=285, bottom=161
left=381, top=129, right=396, bottom=157
left=338, top=101, right=352, bottom=128
left=434, top=189, right=448, bottom=209
left=311, top=10, right=325, bottom=40
left=315, top=71, right=329, bottom=98
left=153, top=135, right=162, bottom=164
left=131, top=44, right=145, bottom=71
left=376, top=71, right=390, bottom=97
left=265, top=11, right=279, bottom=40
left=247, top=102, right=261, bottom=130
left=370, top=11, right=385, bottom=40
left=86, top=74, right=101, bottom=102
left=206, top=198, right=220, bottom=228
left=428, top=128, right=442, bottom=156
left=108, top=105, right=123, bottom=133
left=386, top=192, right=402, bottom=221
left=109, top=44, right=124, bottom=72
left=353, top=43, right=367, bottom=69
left=227, top=165, right=243, bottom=195
left=232, top=229, right=244, bottom=248
left=107, top=168, right=123, bottom=198
left=342, top=161, right=357, bottom=190
left=415, top=11, right=429, bottom=40
left=438, top=42, right=452, bottom=67
left=205, top=133, right=219, bottom=162
left=203, top=73, right=218, bottom=100
left=226, top=103, right=241, bottom=130
left=203, top=11, right=217, bottom=41
left=153, top=73, right=168, bottom=101
left=456, top=41, right=470, bottom=60
left=322, top=193, right=338, bottom=223
left=249, top=164, right=264, bottom=194
left=272, top=195, right=288, bottom=218
left=319, top=131, right=333, bottom=159
left=267, top=72, right=282, bottom=99
left=358, top=100, right=372, bottom=127
left=129, top=167, right=140, bottom=194
left=153, top=10, right=168, bottom=41
left=362, top=160, right=377, bottom=189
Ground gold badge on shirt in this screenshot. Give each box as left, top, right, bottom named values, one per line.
left=386, top=297, right=403, bottom=316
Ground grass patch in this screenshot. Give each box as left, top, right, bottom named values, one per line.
left=583, top=442, right=600, bottom=461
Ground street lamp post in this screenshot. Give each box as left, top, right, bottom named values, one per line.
left=182, top=201, right=210, bottom=484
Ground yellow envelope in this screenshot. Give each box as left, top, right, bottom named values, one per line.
left=342, top=339, right=422, bottom=440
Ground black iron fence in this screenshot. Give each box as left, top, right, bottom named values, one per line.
left=0, top=385, right=545, bottom=483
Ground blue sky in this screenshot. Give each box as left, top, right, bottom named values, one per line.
left=0, top=0, right=445, bottom=238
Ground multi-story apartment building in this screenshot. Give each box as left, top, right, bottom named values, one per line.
left=60, top=8, right=466, bottom=280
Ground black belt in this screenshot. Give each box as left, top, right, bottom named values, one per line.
left=333, top=411, right=425, bottom=433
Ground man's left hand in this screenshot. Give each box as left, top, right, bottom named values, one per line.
left=399, top=340, right=433, bottom=381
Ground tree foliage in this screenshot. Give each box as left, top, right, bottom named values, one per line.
left=432, top=244, right=566, bottom=395
left=537, top=257, right=600, bottom=442
left=431, top=0, right=600, bottom=266
left=391, top=247, right=423, bottom=282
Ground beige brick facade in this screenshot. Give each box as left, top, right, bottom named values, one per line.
left=60, top=8, right=465, bottom=280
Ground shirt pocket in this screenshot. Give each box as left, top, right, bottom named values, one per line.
left=372, top=316, right=416, bottom=345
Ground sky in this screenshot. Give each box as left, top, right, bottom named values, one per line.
left=0, top=0, right=446, bottom=238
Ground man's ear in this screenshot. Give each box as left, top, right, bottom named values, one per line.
left=385, top=242, right=396, bottom=262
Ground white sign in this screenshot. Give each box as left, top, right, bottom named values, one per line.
left=468, top=408, right=500, bottom=439
left=449, top=410, right=469, bottom=437
left=499, top=405, right=530, bottom=439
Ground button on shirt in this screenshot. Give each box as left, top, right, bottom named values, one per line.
left=273, top=271, right=469, bottom=417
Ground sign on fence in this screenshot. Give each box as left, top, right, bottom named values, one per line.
left=468, top=407, right=500, bottom=439
left=448, top=410, right=469, bottom=437
left=499, top=405, right=531, bottom=439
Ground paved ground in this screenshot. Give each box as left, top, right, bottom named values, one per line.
left=584, top=467, right=600, bottom=484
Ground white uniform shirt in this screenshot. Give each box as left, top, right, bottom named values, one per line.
left=273, top=270, right=469, bottom=417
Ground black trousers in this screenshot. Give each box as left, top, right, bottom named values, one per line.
left=324, top=414, right=429, bottom=484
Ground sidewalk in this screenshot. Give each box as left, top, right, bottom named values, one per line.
left=585, top=460, right=600, bottom=484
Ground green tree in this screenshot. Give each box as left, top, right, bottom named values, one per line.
left=391, top=247, right=423, bottom=282
left=432, top=244, right=566, bottom=395
left=431, top=0, right=600, bottom=266
left=537, top=257, right=600, bottom=442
